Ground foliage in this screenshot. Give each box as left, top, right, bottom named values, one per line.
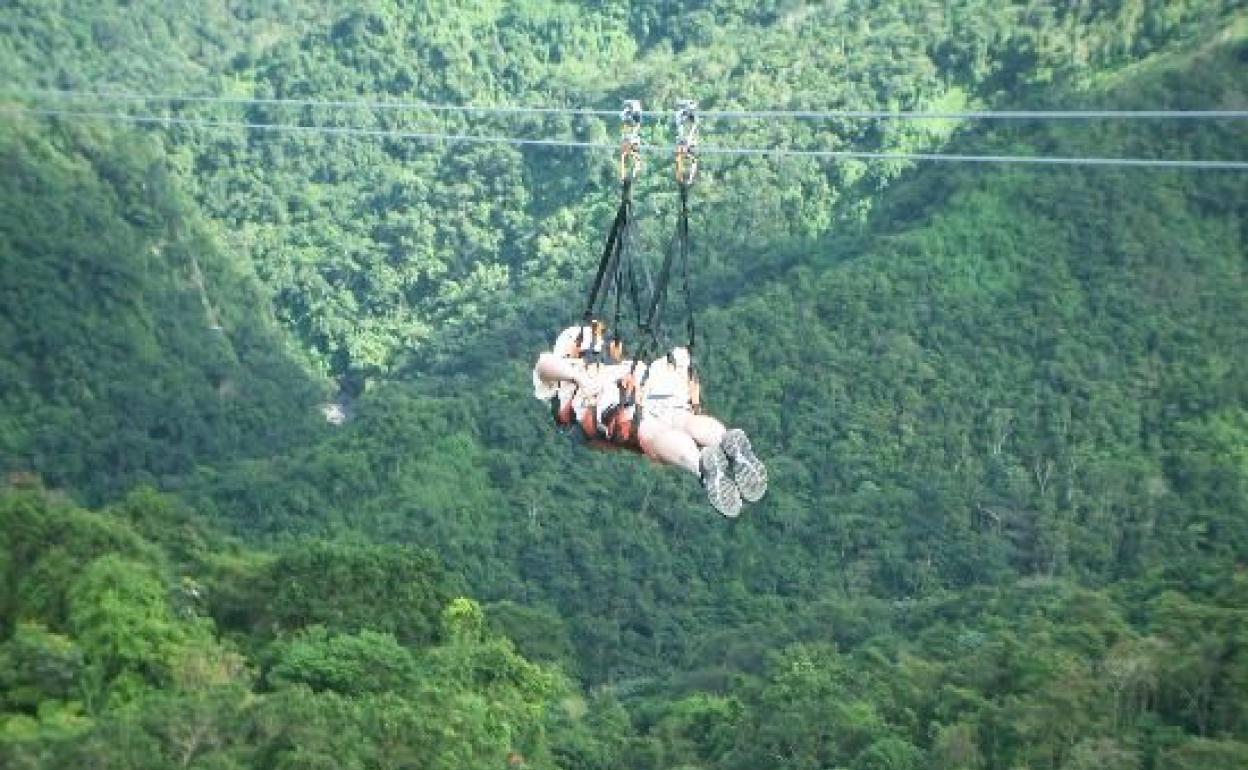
left=0, top=489, right=572, bottom=769
left=2, top=3, right=1247, bottom=769
left=0, top=120, right=327, bottom=504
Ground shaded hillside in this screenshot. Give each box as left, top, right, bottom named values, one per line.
left=145, top=29, right=1248, bottom=769
left=1, top=3, right=1246, bottom=769
left=183, top=25, right=1248, bottom=686
left=0, top=119, right=328, bottom=502
left=8, top=2, right=1237, bottom=379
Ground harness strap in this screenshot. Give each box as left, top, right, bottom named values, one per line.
left=638, top=101, right=700, bottom=364
left=551, top=394, right=575, bottom=426
left=677, top=183, right=696, bottom=360
left=602, top=403, right=644, bottom=452
left=583, top=180, right=632, bottom=321
left=641, top=200, right=679, bottom=356
left=579, top=403, right=599, bottom=441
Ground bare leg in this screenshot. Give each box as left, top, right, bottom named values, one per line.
left=638, top=420, right=700, bottom=476
left=640, top=414, right=742, bottom=517
left=667, top=412, right=726, bottom=448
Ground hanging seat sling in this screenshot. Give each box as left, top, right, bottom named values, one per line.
left=552, top=100, right=705, bottom=452
left=551, top=101, right=649, bottom=445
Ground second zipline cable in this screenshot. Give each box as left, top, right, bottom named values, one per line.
left=15, top=87, right=1248, bottom=121
left=5, top=106, right=1247, bottom=171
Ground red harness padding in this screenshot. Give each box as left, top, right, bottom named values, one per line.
left=548, top=325, right=600, bottom=433
left=551, top=394, right=576, bottom=427
left=548, top=346, right=648, bottom=454
left=551, top=392, right=644, bottom=454
left=550, top=391, right=614, bottom=443
left=579, top=402, right=599, bottom=440
left=601, top=403, right=644, bottom=453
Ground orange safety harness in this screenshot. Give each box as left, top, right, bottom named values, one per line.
left=548, top=321, right=645, bottom=451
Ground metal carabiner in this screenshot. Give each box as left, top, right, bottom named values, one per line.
left=619, top=99, right=643, bottom=181
left=674, top=100, right=699, bottom=185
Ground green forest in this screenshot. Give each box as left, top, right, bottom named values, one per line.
left=2, top=1, right=1247, bottom=768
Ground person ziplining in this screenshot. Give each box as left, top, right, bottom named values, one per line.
left=533, top=100, right=767, bottom=518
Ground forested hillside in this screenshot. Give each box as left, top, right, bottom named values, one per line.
left=0, top=118, right=327, bottom=503
left=5, top=1, right=1238, bottom=379
left=0, top=486, right=575, bottom=769
left=3, top=2, right=1247, bottom=769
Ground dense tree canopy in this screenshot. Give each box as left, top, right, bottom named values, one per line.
left=2, top=2, right=1246, bottom=768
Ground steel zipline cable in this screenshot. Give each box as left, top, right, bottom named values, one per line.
left=700, top=108, right=1248, bottom=121
left=4, top=107, right=614, bottom=149
left=12, top=87, right=1248, bottom=121
left=12, top=87, right=620, bottom=117
left=4, top=106, right=1248, bottom=171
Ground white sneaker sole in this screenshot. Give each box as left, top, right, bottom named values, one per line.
left=700, top=445, right=742, bottom=518
left=721, top=429, right=767, bottom=503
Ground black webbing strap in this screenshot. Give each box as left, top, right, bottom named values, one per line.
left=583, top=179, right=633, bottom=321
left=616, top=206, right=651, bottom=332
left=640, top=182, right=695, bottom=361
left=677, top=183, right=696, bottom=358
left=611, top=243, right=624, bottom=331
left=611, top=207, right=629, bottom=332
left=642, top=207, right=677, bottom=350
left=601, top=181, right=652, bottom=360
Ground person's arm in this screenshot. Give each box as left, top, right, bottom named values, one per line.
left=595, top=362, right=637, bottom=386
left=535, top=353, right=588, bottom=389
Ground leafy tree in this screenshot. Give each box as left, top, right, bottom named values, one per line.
left=67, top=555, right=185, bottom=706
left=265, top=627, right=417, bottom=696
left=264, top=540, right=451, bottom=645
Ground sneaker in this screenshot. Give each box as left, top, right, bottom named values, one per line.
left=700, top=445, right=742, bottom=518
left=720, top=429, right=767, bottom=503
